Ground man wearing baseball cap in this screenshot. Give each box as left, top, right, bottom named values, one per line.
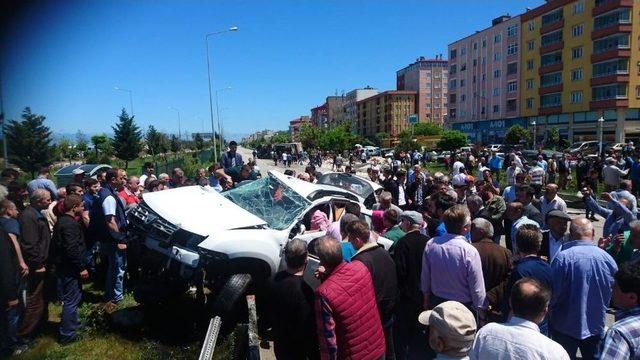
left=418, top=301, right=477, bottom=359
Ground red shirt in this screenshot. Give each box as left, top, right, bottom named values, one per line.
left=118, top=189, right=140, bottom=206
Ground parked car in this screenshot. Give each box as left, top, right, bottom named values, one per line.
left=54, top=164, right=111, bottom=187
left=436, top=151, right=451, bottom=163
left=488, top=144, right=504, bottom=152
left=565, top=141, right=599, bottom=156
left=129, top=170, right=392, bottom=311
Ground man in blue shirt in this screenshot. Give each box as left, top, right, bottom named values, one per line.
left=583, top=190, right=635, bottom=238
left=26, top=166, right=57, bottom=200
left=488, top=152, right=503, bottom=182
left=600, top=263, right=640, bottom=359
left=550, top=217, right=617, bottom=359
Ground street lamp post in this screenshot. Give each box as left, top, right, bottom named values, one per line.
left=114, top=86, right=134, bottom=116
left=531, top=120, right=537, bottom=149
left=215, top=87, right=232, bottom=156
left=206, top=26, right=238, bottom=164
left=168, top=106, right=182, bottom=140
left=598, top=116, right=605, bottom=158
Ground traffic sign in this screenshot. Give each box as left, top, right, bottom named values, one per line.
left=408, top=114, right=418, bottom=124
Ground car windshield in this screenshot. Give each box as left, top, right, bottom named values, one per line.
left=317, top=173, right=374, bottom=198
left=223, top=175, right=310, bottom=230
left=568, top=143, right=584, bottom=150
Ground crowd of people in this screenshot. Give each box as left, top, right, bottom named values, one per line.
left=264, top=147, right=640, bottom=359
left=0, top=141, right=263, bottom=355
left=2, top=141, right=640, bottom=359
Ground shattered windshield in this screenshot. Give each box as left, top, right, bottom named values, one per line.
left=317, top=173, right=373, bottom=198
left=223, top=175, right=310, bottom=230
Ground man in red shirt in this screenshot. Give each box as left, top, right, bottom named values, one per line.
left=314, top=236, right=385, bottom=360
left=118, top=176, right=140, bottom=206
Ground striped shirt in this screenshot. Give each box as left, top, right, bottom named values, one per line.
left=529, top=166, right=545, bottom=185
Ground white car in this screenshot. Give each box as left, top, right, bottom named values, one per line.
left=316, top=172, right=383, bottom=209
left=129, top=170, right=391, bottom=311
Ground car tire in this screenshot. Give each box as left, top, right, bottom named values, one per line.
left=213, top=273, right=252, bottom=314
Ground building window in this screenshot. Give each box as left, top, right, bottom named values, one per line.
left=473, top=59, right=477, bottom=67
left=572, top=24, right=584, bottom=37
left=573, top=0, right=584, bottom=14
left=541, top=72, right=563, bottom=88
left=571, top=91, right=583, bottom=103
left=460, top=46, right=467, bottom=55
left=461, top=94, right=466, bottom=102
left=638, top=61, right=640, bottom=75
left=527, top=40, right=535, bottom=51
left=507, top=62, right=518, bottom=75
left=541, top=51, right=562, bottom=67
left=449, top=79, right=457, bottom=89
left=541, top=9, right=563, bottom=27
left=528, top=21, right=535, bottom=31
left=527, top=59, right=535, bottom=70
left=482, top=73, right=486, bottom=81
left=526, top=79, right=535, bottom=89
left=493, top=87, right=500, bottom=96
left=494, top=69, right=501, bottom=78
left=507, top=99, right=517, bottom=112
left=472, top=75, right=476, bottom=84
left=493, top=105, right=500, bottom=113
left=541, top=93, right=562, bottom=108
left=460, top=79, right=466, bottom=87
left=593, top=34, right=630, bottom=54
left=473, top=42, right=478, bottom=50
left=507, top=24, right=518, bottom=37
left=593, top=83, right=628, bottom=100
left=449, top=64, right=457, bottom=74
left=450, top=94, right=456, bottom=103
left=450, top=49, right=457, bottom=59
left=460, top=63, right=467, bottom=71
left=494, top=33, right=502, bottom=43
left=541, top=30, right=563, bottom=47
left=482, top=39, right=487, bottom=48
left=572, top=46, right=583, bottom=59
left=636, top=85, right=640, bottom=98
left=594, top=9, right=631, bottom=30
left=507, top=43, right=518, bottom=55
left=592, top=59, right=629, bottom=78
left=526, top=98, right=534, bottom=109
left=494, top=52, right=501, bottom=61
left=571, top=68, right=584, bottom=81
left=508, top=81, right=517, bottom=93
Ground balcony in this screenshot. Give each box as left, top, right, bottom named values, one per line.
left=592, top=24, right=633, bottom=40
left=590, top=74, right=629, bottom=86
left=590, top=98, right=629, bottom=109
left=591, top=49, right=631, bottom=63
left=538, top=106, right=562, bottom=115
left=593, top=0, right=634, bottom=16
left=539, top=84, right=563, bottom=95
left=540, top=18, right=564, bottom=35
left=540, top=41, right=563, bottom=55
left=539, top=62, right=563, bottom=75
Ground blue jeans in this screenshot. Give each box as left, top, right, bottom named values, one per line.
left=0, top=304, right=20, bottom=352
left=56, top=273, right=82, bottom=339
left=551, top=329, right=602, bottom=360
left=84, top=241, right=100, bottom=274
left=103, top=242, right=127, bottom=303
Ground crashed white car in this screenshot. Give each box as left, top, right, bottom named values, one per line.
left=316, top=171, right=383, bottom=209
left=129, top=170, right=391, bottom=311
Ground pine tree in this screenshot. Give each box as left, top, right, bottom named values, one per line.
left=111, top=108, right=142, bottom=169
left=6, top=107, right=55, bottom=177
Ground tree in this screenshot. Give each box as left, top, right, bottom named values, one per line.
left=145, top=125, right=163, bottom=158
left=412, top=122, right=443, bottom=136
left=298, top=124, right=319, bottom=149
left=58, top=138, right=74, bottom=163
left=170, top=134, right=182, bottom=154
left=91, top=134, right=109, bottom=157
left=194, top=133, right=204, bottom=151
left=546, top=128, right=560, bottom=149
left=75, top=131, right=89, bottom=158
left=316, top=125, right=356, bottom=152
left=504, top=125, right=530, bottom=145
left=111, top=108, right=142, bottom=169
left=437, top=130, right=468, bottom=151
left=270, top=131, right=291, bottom=144
left=395, top=131, right=416, bottom=152
left=5, top=107, right=56, bottom=177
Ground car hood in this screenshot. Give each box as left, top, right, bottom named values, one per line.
left=142, top=186, right=267, bottom=236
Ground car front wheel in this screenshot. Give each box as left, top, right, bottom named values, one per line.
left=212, top=273, right=253, bottom=314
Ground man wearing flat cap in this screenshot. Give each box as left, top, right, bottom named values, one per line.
left=419, top=301, right=477, bottom=359
left=540, top=209, right=571, bottom=262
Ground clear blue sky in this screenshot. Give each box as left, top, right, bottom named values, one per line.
left=1, top=0, right=541, bottom=140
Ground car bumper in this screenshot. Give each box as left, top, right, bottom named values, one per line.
left=144, top=236, right=200, bottom=268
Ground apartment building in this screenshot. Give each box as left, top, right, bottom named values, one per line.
left=397, top=56, right=449, bottom=124
left=520, top=0, right=640, bottom=143
left=448, top=15, right=527, bottom=143
left=356, top=91, right=417, bottom=138
left=289, top=116, right=310, bottom=141
left=344, top=87, right=379, bottom=132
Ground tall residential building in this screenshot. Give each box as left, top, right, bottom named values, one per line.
left=448, top=15, right=526, bottom=143
left=289, top=116, right=310, bottom=141
left=356, top=90, right=417, bottom=138
left=396, top=56, right=449, bottom=124
left=326, top=95, right=347, bottom=127
left=520, top=0, right=640, bottom=143
left=345, top=87, right=379, bottom=131
left=310, top=103, right=328, bottom=128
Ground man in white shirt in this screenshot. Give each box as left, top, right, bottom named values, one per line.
left=470, top=278, right=570, bottom=360
left=452, top=157, right=465, bottom=176
left=506, top=202, right=540, bottom=253
left=539, top=184, right=567, bottom=228
left=603, top=157, right=628, bottom=192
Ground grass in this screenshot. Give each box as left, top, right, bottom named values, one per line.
left=14, top=282, right=239, bottom=360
